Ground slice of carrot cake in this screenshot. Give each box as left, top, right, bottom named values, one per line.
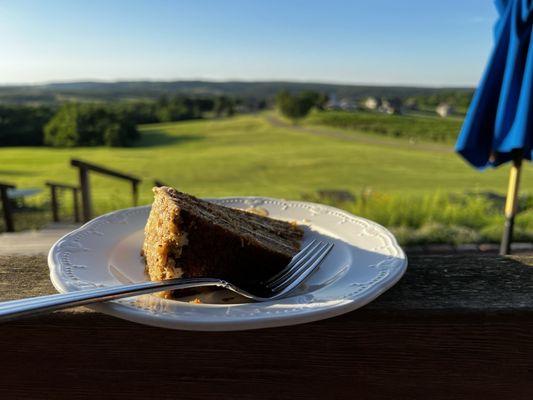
left=142, top=187, right=303, bottom=296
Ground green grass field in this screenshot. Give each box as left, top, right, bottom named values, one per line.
left=1, top=113, right=532, bottom=241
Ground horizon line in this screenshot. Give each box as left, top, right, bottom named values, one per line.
left=0, top=78, right=476, bottom=90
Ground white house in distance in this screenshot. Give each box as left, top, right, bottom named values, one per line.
left=379, top=98, right=402, bottom=115
left=339, top=98, right=358, bottom=111
left=363, top=96, right=402, bottom=114
left=436, top=103, right=454, bottom=117
left=364, top=96, right=380, bottom=110
left=325, top=93, right=358, bottom=111
left=325, top=93, right=340, bottom=110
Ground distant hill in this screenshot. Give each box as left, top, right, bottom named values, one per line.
left=0, top=80, right=474, bottom=105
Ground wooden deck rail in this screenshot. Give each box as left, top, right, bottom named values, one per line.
left=45, top=182, right=80, bottom=223
left=0, top=182, right=15, bottom=232
left=1, top=253, right=533, bottom=398
left=70, top=159, right=141, bottom=222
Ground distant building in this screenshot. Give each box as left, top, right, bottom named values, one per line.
left=339, top=98, right=358, bottom=111
left=364, top=97, right=380, bottom=110
left=325, top=94, right=357, bottom=111
left=436, top=103, right=454, bottom=117
left=325, top=93, right=341, bottom=110
left=379, top=97, right=402, bottom=115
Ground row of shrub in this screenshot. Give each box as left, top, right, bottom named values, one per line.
left=0, top=95, right=240, bottom=147
left=303, top=190, right=533, bottom=245
left=307, top=110, right=464, bottom=142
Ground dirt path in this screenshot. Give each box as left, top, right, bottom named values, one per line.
left=266, top=114, right=454, bottom=153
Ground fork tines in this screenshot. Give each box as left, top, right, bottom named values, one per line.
left=265, top=240, right=334, bottom=293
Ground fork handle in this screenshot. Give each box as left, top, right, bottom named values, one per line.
left=0, top=277, right=227, bottom=322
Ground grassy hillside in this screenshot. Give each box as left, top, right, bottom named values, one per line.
left=1, top=113, right=521, bottom=200
left=1, top=113, right=531, bottom=242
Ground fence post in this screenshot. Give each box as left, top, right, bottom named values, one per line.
left=50, top=185, right=59, bottom=222
left=78, top=166, right=92, bottom=222
left=71, top=158, right=141, bottom=220
left=73, top=188, right=80, bottom=223
left=0, top=185, right=15, bottom=232
left=132, top=181, right=139, bottom=206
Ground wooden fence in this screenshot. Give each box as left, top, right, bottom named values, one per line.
left=45, top=182, right=80, bottom=223
left=1, top=160, right=168, bottom=232
left=70, top=159, right=141, bottom=222
left=0, top=182, right=16, bottom=232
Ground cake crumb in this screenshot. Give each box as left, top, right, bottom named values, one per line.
left=189, top=298, right=202, bottom=304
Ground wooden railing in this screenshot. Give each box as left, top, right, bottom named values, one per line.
left=45, top=182, right=80, bottom=223
left=70, top=159, right=141, bottom=222
left=0, top=182, right=15, bottom=232
left=1, top=253, right=533, bottom=398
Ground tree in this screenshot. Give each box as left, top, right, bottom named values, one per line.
left=0, top=105, right=54, bottom=146
left=275, top=90, right=319, bottom=123
left=309, top=92, right=329, bottom=110
left=43, top=104, right=81, bottom=147
left=44, top=103, right=139, bottom=147
left=115, top=101, right=159, bottom=124
left=214, top=96, right=235, bottom=117
left=155, top=96, right=204, bottom=122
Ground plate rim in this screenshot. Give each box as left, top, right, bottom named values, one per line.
left=48, top=196, right=408, bottom=331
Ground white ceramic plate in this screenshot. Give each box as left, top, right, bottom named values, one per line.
left=48, top=197, right=407, bottom=331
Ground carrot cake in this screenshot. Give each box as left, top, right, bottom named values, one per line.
left=142, top=186, right=303, bottom=296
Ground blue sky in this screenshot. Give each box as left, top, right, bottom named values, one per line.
left=0, top=0, right=498, bottom=86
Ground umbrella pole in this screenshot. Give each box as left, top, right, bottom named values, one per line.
left=500, top=155, right=523, bottom=255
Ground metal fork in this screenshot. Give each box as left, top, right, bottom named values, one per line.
left=0, top=240, right=333, bottom=322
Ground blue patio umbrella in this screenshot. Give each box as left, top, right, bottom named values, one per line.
left=455, top=0, right=533, bottom=254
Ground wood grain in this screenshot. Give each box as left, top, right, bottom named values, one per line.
left=0, top=254, right=532, bottom=399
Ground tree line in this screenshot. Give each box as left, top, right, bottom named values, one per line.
left=0, top=95, right=240, bottom=147
left=0, top=105, right=55, bottom=146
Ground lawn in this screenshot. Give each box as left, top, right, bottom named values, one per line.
left=1, top=113, right=532, bottom=241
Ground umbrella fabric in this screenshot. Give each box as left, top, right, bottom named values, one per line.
left=456, top=0, right=533, bottom=168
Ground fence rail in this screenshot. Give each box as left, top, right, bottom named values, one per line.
left=4, top=161, right=166, bottom=230
left=70, top=159, right=141, bottom=222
